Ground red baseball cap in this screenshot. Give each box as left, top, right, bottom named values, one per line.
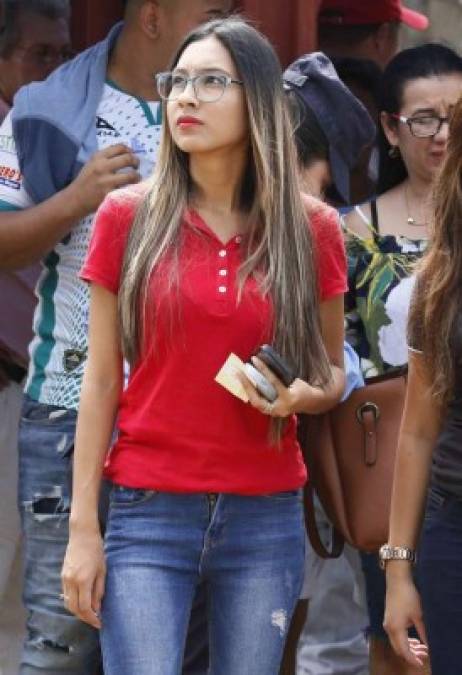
left=319, top=0, right=429, bottom=31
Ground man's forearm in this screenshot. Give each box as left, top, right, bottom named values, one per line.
left=0, top=185, right=87, bottom=269
left=0, top=143, right=141, bottom=269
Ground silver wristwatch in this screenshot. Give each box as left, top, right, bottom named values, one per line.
left=379, top=544, right=416, bottom=570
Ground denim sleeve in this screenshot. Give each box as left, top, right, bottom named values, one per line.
left=342, top=341, right=364, bottom=401
left=13, top=116, right=80, bottom=203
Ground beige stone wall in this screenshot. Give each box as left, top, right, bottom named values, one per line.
left=401, top=0, right=462, bottom=52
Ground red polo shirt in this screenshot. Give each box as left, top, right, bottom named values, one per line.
left=81, top=188, right=346, bottom=494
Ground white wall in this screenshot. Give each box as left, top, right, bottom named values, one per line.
left=402, top=0, right=462, bottom=52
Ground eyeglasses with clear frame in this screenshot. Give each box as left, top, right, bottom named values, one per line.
left=390, top=112, right=451, bottom=138
left=155, top=71, right=243, bottom=103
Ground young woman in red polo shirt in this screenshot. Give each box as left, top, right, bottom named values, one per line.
left=61, top=18, right=346, bottom=675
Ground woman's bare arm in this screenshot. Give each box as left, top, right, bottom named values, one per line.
left=384, top=350, right=441, bottom=665
left=62, top=283, right=123, bottom=629
left=388, top=351, right=441, bottom=554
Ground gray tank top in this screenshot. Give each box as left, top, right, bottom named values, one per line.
left=431, top=343, right=462, bottom=498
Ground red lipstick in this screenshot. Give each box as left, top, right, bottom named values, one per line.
left=177, top=115, right=203, bottom=127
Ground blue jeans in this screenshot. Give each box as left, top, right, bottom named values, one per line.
left=101, top=487, right=305, bottom=675
left=418, top=486, right=462, bottom=675
left=17, top=396, right=210, bottom=674
left=18, top=396, right=100, bottom=674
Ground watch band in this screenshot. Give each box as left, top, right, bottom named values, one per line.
left=379, top=544, right=416, bottom=569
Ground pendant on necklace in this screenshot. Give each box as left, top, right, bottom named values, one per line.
left=407, top=216, right=415, bottom=225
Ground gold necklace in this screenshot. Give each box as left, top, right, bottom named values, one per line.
left=403, top=183, right=427, bottom=227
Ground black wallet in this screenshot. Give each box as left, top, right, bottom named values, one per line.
left=256, top=345, right=296, bottom=387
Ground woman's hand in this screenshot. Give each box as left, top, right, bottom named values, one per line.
left=238, top=356, right=314, bottom=418
left=384, top=571, right=429, bottom=668
left=61, top=529, right=106, bottom=629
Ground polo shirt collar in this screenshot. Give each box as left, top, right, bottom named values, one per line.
left=184, top=209, right=243, bottom=249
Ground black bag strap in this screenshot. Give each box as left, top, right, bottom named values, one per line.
left=370, top=199, right=380, bottom=242
left=304, top=484, right=344, bottom=559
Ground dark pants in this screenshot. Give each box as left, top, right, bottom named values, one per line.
left=418, top=486, right=462, bottom=675
left=360, top=552, right=418, bottom=642
left=360, top=551, right=386, bottom=640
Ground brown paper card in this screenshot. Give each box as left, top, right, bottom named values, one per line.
left=215, top=353, right=249, bottom=403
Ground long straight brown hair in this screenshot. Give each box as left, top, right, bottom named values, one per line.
left=408, top=95, right=462, bottom=404
left=118, top=18, right=332, bottom=420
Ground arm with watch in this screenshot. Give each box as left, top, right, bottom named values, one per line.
left=382, top=349, right=442, bottom=668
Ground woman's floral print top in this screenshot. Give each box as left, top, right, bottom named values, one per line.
left=345, top=212, right=427, bottom=379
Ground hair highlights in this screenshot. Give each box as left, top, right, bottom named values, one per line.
left=408, top=95, right=462, bottom=404
left=118, top=17, right=332, bottom=435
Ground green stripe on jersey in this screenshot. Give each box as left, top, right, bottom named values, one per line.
left=137, top=97, right=157, bottom=126
left=26, top=250, right=60, bottom=401
left=0, top=199, right=21, bottom=211
left=106, top=78, right=160, bottom=127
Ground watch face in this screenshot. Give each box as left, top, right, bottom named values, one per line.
left=378, top=545, right=415, bottom=568
left=379, top=545, right=389, bottom=569
left=379, top=544, right=391, bottom=559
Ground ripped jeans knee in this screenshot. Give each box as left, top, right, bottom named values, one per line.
left=18, top=396, right=101, bottom=674
left=21, top=609, right=100, bottom=674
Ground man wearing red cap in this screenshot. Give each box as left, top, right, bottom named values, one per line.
left=318, top=0, right=429, bottom=68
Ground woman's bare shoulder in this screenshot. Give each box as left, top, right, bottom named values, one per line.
left=343, top=203, right=373, bottom=239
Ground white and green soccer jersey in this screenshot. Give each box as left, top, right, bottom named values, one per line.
left=0, top=83, right=162, bottom=409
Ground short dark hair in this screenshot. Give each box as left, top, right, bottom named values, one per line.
left=319, top=22, right=382, bottom=48
left=331, top=56, right=382, bottom=107
left=0, top=0, right=70, bottom=57
left=318, top=20, right=399, bottom=52
left=122, top=0, right=144, bottom=13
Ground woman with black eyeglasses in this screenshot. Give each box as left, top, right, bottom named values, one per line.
left=384, top=95, right=462, bottom=675
left=343, top=44, right=462, bottom=675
